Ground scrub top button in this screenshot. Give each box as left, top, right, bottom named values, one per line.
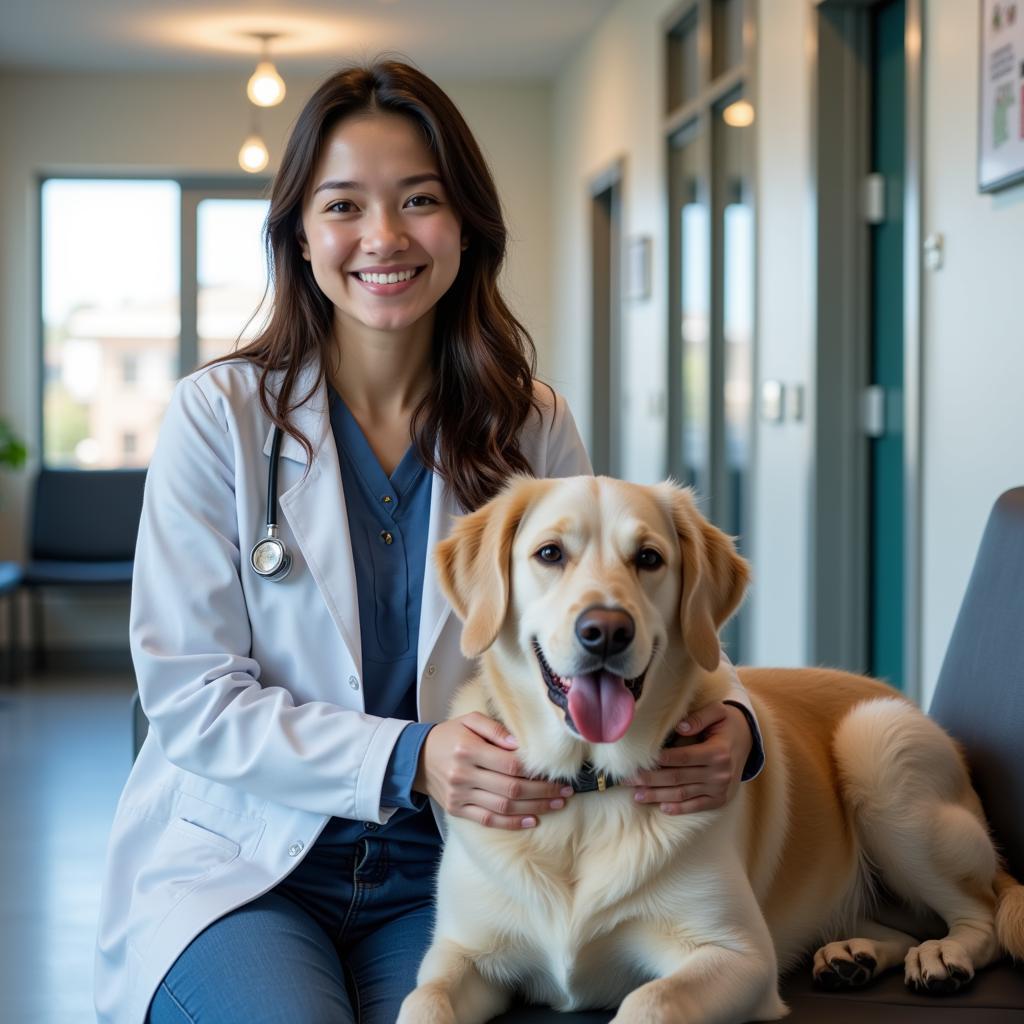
left=380, top=530, right=393, bottom=545
left=288, top=841, right=304, bottom=857
left=382, top=495, right=393, bottom=505
left=349, top=675, right=360, bottom=690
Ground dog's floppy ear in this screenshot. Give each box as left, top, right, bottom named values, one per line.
left=659, top=483, right=751, bottom=671
left=434, top=476, right=543, bottom=658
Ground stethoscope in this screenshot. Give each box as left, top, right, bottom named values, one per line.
left=249, top=425, right=292, bottom=582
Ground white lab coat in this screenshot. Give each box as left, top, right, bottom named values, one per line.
left=93, top=357, right=759, bottom=1023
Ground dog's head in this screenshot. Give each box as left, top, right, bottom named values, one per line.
left=435, top=475, right=749, bottom=754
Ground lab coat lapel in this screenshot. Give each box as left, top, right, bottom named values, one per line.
left=262, top=364, right=363, bottom=678
left=417, top=468, right=460, bottom=681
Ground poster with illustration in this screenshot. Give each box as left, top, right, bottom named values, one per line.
left=980, top=0, right=1024, bottom=191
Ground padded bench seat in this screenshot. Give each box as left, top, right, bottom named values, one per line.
left=490, top=957, right=1024, bottom=1022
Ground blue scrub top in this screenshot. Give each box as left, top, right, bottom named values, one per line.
left=316, top=387, right=441, bottom=850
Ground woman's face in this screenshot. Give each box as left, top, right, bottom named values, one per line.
left=299, top=112, right=465, bottom=339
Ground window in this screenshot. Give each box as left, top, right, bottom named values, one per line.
left=197, top=198, right=274, bottom=367
left=40, top=177, right=270, bottom=468
left=665, top=0, right=756, bottom=658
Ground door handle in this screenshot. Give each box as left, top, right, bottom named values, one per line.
left=861, top=385, right=886, bottom=438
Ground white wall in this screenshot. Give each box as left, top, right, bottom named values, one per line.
left=747, top=0, right=815, bottom=668
left=920, top=0, right=1024, bottom=706
left=551, top=0, right=816, bottom=666
left=0, top=70, right=553, bottom=651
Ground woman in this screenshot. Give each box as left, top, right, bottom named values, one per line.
left=94, top=60, right=764, bottom=1024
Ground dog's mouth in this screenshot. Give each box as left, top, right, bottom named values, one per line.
left=533, top=640, right=650, bottom=744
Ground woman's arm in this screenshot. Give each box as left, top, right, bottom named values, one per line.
left=133, top=376, right=417, bottom=824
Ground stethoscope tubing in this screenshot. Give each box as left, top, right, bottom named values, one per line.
left=249, top=425, right=292, bottom=581
left=266, top=424, right=284, bottom=530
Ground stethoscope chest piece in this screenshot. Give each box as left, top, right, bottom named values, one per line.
left=250, top=526, right=292, bottom=581
left=251, top=425, right=292, bottom=582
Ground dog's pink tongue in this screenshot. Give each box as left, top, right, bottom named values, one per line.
left=567, top=671, right=635, bottom=743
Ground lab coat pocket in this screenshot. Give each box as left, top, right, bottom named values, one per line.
left=128, top=816, right=240, bottom=956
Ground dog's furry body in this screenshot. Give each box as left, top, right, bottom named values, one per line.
left=398, top=477, right=1024, bottom=1024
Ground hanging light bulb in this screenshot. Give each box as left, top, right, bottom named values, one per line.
left=239, top=133, right=269, bottom=173
left=247, top=34, right=286, bottom=107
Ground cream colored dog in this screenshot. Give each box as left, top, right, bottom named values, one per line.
left=397, top=476, right=1024, bottom=1024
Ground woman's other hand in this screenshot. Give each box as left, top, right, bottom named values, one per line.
left=414, top=712, right=573, bottom=830
left=623, top=701, right=753, bottom=815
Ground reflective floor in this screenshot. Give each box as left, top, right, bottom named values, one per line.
left=0, top=673, right=136, bottom=1023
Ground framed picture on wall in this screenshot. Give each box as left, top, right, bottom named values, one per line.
left=979, top=0, right=1024, bottom=192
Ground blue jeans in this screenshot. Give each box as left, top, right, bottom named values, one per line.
left=148, top=836, right=440, bottom=1023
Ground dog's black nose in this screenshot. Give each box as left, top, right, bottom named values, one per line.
left=575, top=606, right=635, bottom=658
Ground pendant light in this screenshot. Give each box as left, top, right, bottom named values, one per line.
left=246, top=33, right=286, bottom=108
left=239, top=133, right=270, bottom=173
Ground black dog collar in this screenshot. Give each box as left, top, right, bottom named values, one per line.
left=569, top=730, right=687, bottom=793
left=571, top=762, right=613, bottom=793
left=482, top=697, right=689, bottom=796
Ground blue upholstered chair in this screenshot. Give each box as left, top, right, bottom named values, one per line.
left=0, top=561, right=22, bottom=684
left=22, top=467, right=145, bottom=671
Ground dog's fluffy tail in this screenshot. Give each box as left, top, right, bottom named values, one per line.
left=995, top=868, right=1024, bottom=961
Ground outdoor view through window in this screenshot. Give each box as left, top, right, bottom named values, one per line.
left=41, top=180, right=270, bottom=468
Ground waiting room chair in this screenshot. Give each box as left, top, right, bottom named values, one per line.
left=22, top=467, right=145, bottom=671
left=0, top=561, right=21, bottom=684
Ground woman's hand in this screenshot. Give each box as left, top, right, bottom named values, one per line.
left=623, top=701, right=753, bottom=815
left=414, top=712, right=573, bottom=830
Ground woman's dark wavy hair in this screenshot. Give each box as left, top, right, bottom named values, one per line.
left=214, top=57, right=542, bottom=511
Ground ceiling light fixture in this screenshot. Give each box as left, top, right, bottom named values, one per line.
left=238, top=104, right=269, bottom=174
left=239, top=133, right=270, bottom=173
left=246, top=33, right=286, bottom=108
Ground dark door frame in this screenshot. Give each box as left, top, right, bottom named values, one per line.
left=809, top=0, right=923, bottom=700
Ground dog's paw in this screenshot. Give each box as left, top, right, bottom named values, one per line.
left=396, top=986, right=457, bottom=1024
left=812, top=940, right=880, bottom=989
left=611, top=983, right=686, bottom=1023
left=904, top=939, right=974, bottom=995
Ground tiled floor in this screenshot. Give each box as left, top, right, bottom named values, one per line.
left=0, top=673, right=137, bottom=1023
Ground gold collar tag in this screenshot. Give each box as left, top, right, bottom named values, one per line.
left=596, top=769, right=607, bottom=792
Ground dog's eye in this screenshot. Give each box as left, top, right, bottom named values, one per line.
left=536, top=544, right=563, bottom=564
left=635, top=547, right=664, bottom=570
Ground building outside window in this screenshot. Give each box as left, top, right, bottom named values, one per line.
left=40, top=178, right=270, bottom=469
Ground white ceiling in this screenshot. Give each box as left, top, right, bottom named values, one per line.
left=0, top=0, right=617, bottom=79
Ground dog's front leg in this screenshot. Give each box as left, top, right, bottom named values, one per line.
left=611, top=934, right=787, bottom=1024
left=397, top=938, right=511, bottom=1024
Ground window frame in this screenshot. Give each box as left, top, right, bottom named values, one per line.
left=663, top=0, right=758, bottom=659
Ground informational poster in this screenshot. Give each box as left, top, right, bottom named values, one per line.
left=979, top=0, right=1024, bottom=191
